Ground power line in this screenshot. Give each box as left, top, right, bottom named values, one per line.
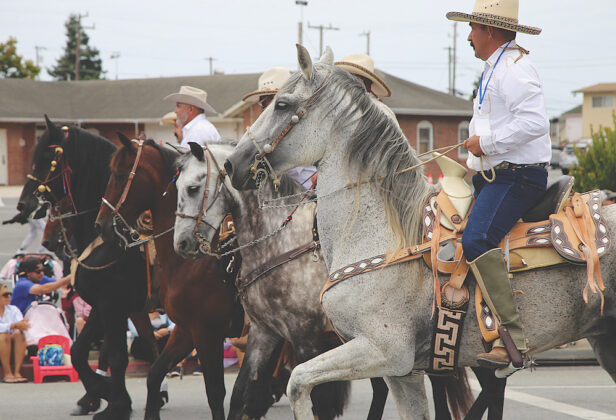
left=307, top=23, right=339, bottom=57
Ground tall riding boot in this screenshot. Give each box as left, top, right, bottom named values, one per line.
left=469, top=248, right=527, bottom=368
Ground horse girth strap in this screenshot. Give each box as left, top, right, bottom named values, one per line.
left=237, top=241, right=320, bottom=291
left=112, top=139, right=145, bottom=215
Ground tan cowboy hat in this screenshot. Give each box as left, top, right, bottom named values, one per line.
left=334, top=54, right=391, bottom=97
left=242, top=67, right=292, bottom=103
left=160, top=111, right=177, bottom=125
left=164, top=86, right=217, bottom=115
left=446, top=0, right=541, bottom=35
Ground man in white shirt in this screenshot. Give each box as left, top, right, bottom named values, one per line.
left=447, top=0, right=550, bottom=368
left=164, top=86, right=221, bottom=148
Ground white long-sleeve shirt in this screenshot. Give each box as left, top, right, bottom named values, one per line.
left=0, top=304, right=23, bottom=334
left=180, top=113, right=221, bottom=148
left=467, top=41, right=551, bottom=172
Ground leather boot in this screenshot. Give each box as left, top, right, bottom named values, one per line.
left=469, top=248, right=527, bottom=368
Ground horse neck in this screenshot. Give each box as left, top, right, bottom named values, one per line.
left=232, top=183, right=315, bottom=275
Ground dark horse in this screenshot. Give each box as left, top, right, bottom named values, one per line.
left=16, top=116, right=158, bottom=420
left=95, top=135, right=241, bottom=420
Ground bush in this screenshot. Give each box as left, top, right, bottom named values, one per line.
left=571, top=114, right=616, bottom=193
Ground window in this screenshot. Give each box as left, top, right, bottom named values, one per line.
left=458, top=121, right=470, bottom=159
left=592, top=95, right=615, bottom=108
left=417, top=120, right=433, bottom=155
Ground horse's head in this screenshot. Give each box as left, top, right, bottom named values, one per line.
left=95, top=134, right=174, bottom=248
left=226, top=45, right=363, bottom=190
left=18, top=115, right=67, bottom=217
left=174, top=142, right=237, bottom=258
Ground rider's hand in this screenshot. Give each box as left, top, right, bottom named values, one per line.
left=463, top=135, right=484, bottom=157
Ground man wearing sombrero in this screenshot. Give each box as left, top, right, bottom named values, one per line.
left=164, top=86, right=221, bottom=148
left=449, top=0, right=551, bottom=368
left=243, top=67, right=317, bottom=189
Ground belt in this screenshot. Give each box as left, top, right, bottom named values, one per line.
left=492, top=161, right=549, bottom=170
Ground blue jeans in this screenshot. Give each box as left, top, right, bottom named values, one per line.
left=462, top=166, right=548, bottom=261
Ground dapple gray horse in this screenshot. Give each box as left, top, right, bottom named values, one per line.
left=173, top=142, right=351, bottom=420
left=222, top=45, right=616, bottom=419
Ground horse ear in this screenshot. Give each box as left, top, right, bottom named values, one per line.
left=117, top=132, right=132, bottom=148
left=188, top=142, right=205, bottom=162
left=296, top=44, right=313, bottom=80
left=44, top=114, right=62, bottom=140
left=319, top=46, right=334, bottom=65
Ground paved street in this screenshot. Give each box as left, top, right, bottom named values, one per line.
left=0, top=366, right=614, bottom=419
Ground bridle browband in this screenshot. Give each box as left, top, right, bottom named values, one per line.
left=175, top=144, right=229, bottom=256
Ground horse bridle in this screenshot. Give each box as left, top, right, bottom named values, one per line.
left=100, top=139, right=146, bottom=249
left=175, top=144, right=229, bottom=256
left=246, top=71, right=332, bottom=189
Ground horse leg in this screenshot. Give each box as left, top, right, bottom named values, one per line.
left=193, top=328, right=227, bottom=420
left=287, top=336, right=426, bottom=420
left=71, top=308, right=108, bottom=413
left=464, top=367, right=506, bottom=420
left=588, top=323, right=616, bottom=383
left=144, top=326, right=194, bottom=420
left=367, top=377, right=388, bottom=420
left=429, top=375, right=452, bottom=420
left=227, top=345, right=254, bottom=420
left=93, top=310, right=131, bottom=420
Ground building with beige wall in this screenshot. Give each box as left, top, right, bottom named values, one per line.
left=574, top=83, right=616, bottom=139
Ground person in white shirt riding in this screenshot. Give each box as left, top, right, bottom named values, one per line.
left=164, top=86, right=221, bottom=148
left=447, top=0, right=551, bottom=368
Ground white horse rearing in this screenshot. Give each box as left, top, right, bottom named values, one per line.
left=224, top=45, right=616, bottom=419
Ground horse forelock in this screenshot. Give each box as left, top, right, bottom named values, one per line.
left=315, top=67, right=434, bottom=248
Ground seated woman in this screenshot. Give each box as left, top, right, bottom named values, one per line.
left=0, top=284, right=30, bottom=383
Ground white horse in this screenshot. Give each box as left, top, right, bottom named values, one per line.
left=223, top=45, right=616, bottom=419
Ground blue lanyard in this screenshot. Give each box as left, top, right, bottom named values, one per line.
left=478, top=41, right=512, bottom=110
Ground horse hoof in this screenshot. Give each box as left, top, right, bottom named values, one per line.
left=70, top=405, right=95, bottom=416
left=93, top=406, right=131, bottom=420
left=144, top=411, right=161, bottom=420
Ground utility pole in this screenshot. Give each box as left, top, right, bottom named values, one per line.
left=74, top=13, right=94, bottom=81
left=295, top=0, right=308, bottom=45
left=307, top=23, right=339, bottom=57
left=34, top=46, right=46, bottom=79
left=452, top=22, right=457, bottom=96
left=110, top=51, right=120, bottom=80
left=360, top=30, right=370, bottom=55
left=445, top=46, right=453, bottom=95
left=205, top=57, right=216, bottom=76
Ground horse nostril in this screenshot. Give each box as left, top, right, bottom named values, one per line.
left=224, top=160, right=233, bottom=178
left=178, top=240, right=188, bottom=252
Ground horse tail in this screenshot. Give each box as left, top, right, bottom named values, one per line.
left=443, top=368, right=474, bottom=420
left=309, top=332, right=351, bottom=418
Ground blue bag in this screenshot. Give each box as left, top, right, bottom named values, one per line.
left=38, top=344, right=64, bottom=366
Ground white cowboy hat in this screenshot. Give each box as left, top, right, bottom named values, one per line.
left=242, top=67, right=292, bottom=103
left=160, top=111, right=177, bottom=125
left=334, top=54, right=391, bottom=97
left=446, top=0, right=541, bottom=35
left=164, top=86, right=217, bottom=115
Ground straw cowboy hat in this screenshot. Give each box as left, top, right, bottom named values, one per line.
left=242, top=67, right=292, bottom=103
left=446, top=0, right=541, bottom=35
left=164, top=86, right=217, bottom=115
left=160, top=111, right=177, bottom=125
left=334, top=54, right=391, bottom=97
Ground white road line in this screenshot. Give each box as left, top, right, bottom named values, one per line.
left=469, top=379, right=616, bottom=419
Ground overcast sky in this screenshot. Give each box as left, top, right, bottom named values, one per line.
left=2, top=0, right=615, bottom=118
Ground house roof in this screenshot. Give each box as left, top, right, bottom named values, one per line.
left=573, top=83, right=616, bottom=94
left=0, top=70, right=472, bottom=123
left=562, top=104, right=582, bottom=116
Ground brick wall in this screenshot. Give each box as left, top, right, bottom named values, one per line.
left=1, top=123, right=36, bottom=185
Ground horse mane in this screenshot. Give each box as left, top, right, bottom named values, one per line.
left=321, top=66, right=435, bottom=248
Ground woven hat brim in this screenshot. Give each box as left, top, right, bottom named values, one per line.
left=446, top=11, right=541, bottom=35
left=242, top=89, right=278, bottom=103
left=163, top=93, right=217, bottom=115
left=334, top=62, right=392, bottom=97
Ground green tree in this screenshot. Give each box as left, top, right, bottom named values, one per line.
left=48, top=14, right=105, bottom=81
left=571, top=114, right=616, bottom=193
left=0, top=37, right=41, bottom=79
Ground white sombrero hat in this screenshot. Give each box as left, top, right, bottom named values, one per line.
left=160, top=111, right=177, bottom=125
left=446, top=0, right=541, bottom=35
left=242, top=67, right=292, bottom=103
left=164, top=86, right=217, bottom=115
left=334, top=54, right=391, bottom=97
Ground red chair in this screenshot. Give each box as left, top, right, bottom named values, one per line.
left=30, top=334, right=79, bottom=383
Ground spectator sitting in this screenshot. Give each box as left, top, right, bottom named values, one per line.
left=127, top=309, right=175, bottom=361
left=11, top=257, right=71, bottom=315
left=0, top=284, right=30, bottom=383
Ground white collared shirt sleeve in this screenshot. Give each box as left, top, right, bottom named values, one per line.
left=479, top=60, right=549, bottom=156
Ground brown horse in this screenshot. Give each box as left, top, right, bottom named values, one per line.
left=95, top=135, right=241, bottom=420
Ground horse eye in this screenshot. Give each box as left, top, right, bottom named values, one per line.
left=275, top=101, right=288, bottom=111
left=187, top=185, right=200, bottom=196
